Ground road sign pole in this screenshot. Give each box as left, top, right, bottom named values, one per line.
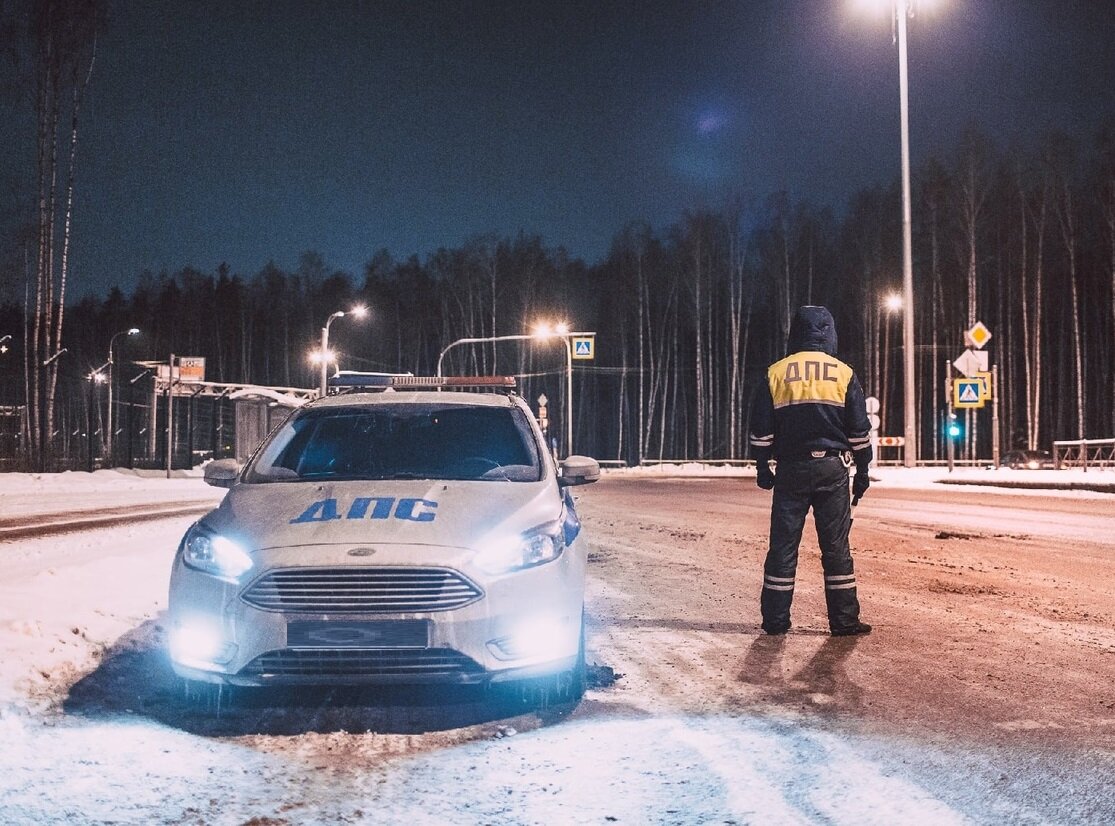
left=991, top=364, right=1001, bottom=469
left=945, top=359, right=954, bottom=474
left=564, top=337, right=573, bottom=456
left=166, top=354, right=175, bottom=479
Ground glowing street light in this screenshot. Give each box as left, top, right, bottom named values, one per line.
left=319, top=306, right=368, bottom=395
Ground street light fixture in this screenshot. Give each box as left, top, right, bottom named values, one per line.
left=319, top=305, right=368, bottom=396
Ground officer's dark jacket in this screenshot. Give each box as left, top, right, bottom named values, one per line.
left=749, top=306, right=873, bottom=465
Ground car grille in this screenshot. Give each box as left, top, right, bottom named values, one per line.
left=240, top=648, right=484, bottom=680
left=241, top=566, right=483, bottom=613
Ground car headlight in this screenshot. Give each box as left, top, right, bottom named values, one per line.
left=181, top=522, right=253, bottom=580
left=474, top=521, right=565, bottom=575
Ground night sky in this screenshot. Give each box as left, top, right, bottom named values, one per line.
left=8, top=0, right=1115, bottom=297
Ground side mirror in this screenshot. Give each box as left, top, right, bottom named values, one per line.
left=203, top=458, right=240, bottom=489
left=558, top=455, right=600, bottom=487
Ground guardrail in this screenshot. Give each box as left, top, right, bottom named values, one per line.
left=1053, top=438, right=1115, bottom=471
left=638, top=459, right=753, bottom=467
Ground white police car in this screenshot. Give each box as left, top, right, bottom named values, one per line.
left=167, top=375, right=599, bottom=701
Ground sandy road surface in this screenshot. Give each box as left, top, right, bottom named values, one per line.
left=1, top=478, right=1113, bottom=824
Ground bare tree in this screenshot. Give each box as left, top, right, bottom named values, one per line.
left=1046, top=134, right=1086, bottom=439
left=27, top=0, right=102, bottom=466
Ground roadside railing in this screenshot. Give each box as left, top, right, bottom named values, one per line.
left=638, top=458, right=753, bottom=467
left=1053, top=438, right=1115, bottom=471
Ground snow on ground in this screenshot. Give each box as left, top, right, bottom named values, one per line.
left=0, top=468, right=223, bottom=519
left=0, top=513, right=200, bottom=714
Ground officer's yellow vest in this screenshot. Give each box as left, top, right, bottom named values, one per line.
left=767, top=351, right=853, bottom=410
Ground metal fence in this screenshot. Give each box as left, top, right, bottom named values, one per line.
left=1053, top=438, right=1115, bottom=471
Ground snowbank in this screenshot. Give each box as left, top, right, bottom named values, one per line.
left=0, top=469, right=223, bottom=519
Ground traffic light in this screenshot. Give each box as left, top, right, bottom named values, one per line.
left=947, top=413, right=961, bottom=439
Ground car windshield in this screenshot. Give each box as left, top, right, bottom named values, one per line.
left=246, top=403, right=542, bottom=483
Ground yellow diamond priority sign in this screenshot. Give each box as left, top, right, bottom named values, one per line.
left=965, top=321, right=992, bottom=350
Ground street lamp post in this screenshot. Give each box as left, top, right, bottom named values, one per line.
left=436, top=333, right=540, bottom=380
left=105, top=327, right=140, bottom=464
left=896, top=0, right=917, bottom=467
left=318, top=305, right=367, bottom=396
left=436, top=323, right=590, bottom=456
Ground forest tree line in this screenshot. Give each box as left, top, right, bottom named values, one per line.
left=3, top=126, right=1115, bottom=467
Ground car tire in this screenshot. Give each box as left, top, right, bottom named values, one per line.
left=553, top=614, right=587, bottom=704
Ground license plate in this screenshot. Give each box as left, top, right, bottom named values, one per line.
left=286, top=620, right=430, bottom=649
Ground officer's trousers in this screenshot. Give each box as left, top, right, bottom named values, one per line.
left=760, top=456, right=861, bottom=633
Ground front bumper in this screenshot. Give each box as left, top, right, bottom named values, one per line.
left=167, top=540, right=586, bottom=687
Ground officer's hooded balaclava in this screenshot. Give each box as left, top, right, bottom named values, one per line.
left=787, top=305, right=838, bottom=357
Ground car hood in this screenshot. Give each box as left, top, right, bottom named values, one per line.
left=200, top=478, right=561, bottom=552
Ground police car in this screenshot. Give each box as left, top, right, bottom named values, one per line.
left=167, top=375, right=599, bottom=701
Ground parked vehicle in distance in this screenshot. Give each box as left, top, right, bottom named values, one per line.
left=1002, top=449, right=1054, bottom=470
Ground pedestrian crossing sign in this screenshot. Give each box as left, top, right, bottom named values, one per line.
left=572, top=336, right=595, bottom=360
left=954, top=378, right=985, bottom=409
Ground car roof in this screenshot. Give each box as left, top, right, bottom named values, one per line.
left=308, top=390, right=519, bottom=410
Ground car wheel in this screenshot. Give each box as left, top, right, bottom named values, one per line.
left=553, top=614, right=587, bottom=704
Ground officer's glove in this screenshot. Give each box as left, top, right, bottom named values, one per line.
left=851, top=466, right=870, bottom=505
left=756, top=462, right=775, bottom=490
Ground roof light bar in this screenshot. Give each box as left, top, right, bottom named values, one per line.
left=328, top=372, right=516, bottom=390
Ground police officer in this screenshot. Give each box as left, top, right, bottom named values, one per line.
left=749, top=305, right=873, bottom=636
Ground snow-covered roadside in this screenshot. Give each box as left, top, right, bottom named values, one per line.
left=0, top=514, right=200, bottom=716
left=0, top=472, right=225, bottom=714
left=0, top=469, right=223, bottom=519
